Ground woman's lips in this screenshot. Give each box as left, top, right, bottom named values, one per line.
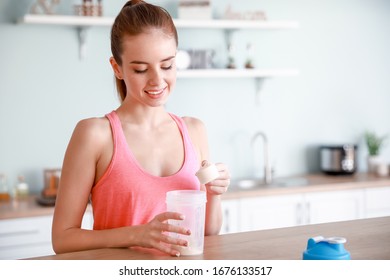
left=145, top=87, right=166, bottom=98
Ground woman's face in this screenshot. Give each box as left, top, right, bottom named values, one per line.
left=112, top=28, right=177, bottom=108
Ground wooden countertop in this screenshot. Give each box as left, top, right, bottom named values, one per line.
left=224, top=172, right=390, bottom=199
left=1, top=173, right=390, bottom=220
left=28, top=216, right=390, bottom=260
left=0, top=196, right=55, bottom=220
left=0, top=195, right=92, bottom=220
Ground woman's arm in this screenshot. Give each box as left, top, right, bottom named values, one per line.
left=183, top=117, right=231, bottom=236
left=52, top=118, right=103, bottom=253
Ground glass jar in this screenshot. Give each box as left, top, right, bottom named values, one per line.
left=42, top=169, right=61, bottom=198
left=15, top=175, right=29, bottom=199
left=0, top=173, right=11, bottom=202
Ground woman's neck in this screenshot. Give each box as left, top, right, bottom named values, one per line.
left=115, top=102, right=170, bottom=129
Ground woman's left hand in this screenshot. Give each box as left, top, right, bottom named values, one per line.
left=204, top=162, right=230, bottom=195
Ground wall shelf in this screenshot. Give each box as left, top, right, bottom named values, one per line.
left=18, top=14, right=299, bottom=85
left=177, top=69, right=299, bottom=78
left=19, top=14, right=113, bottom=26
left=19, top=14, right=299, bottom=29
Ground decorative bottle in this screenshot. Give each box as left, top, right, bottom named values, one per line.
left=15, top=175, right=29, bottom=199
left=0, top=173, right=11, bottom=202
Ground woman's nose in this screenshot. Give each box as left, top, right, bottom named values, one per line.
left=148, top=69, right=163, bottom=86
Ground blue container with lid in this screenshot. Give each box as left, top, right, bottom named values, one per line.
left=303, top=236, right=351, bottom=260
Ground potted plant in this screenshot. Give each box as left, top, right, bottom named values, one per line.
left=365, top=131, right=387, bottom=172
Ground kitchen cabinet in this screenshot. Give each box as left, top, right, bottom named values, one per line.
left=365, top=186, right=390, bottom=218
left=238, top=194, right=302, bottom=231
left=304, top=189, right=364, bottom=224
left=18, top=14, right=299, bottom=79
left=0, top=210, right=93, bottom=260
left=220, top=199, right=240, bottom=234
left=230, top=188, right=365, bottom=233
left=0, top=215, right=54, bottom=260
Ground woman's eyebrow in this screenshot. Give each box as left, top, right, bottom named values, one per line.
left=130, top=56, right=175, bottom=65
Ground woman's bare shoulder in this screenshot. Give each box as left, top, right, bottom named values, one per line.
left=182, top=116, right=206, bottom=132
left=71, top=116, right=111, bottom=146
left=76, top=116, right=109, bottom=131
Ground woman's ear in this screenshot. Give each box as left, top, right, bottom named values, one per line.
left=109, top=57, right=123, bottom=80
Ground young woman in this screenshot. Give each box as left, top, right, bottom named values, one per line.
left=52, top=0, right=230, bottom=257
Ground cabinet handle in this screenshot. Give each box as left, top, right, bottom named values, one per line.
left=0, top=229, right=39, bottom=237
left=224, top=208, right=230, bottom=233
left=306, top=202, right=311, bottom=224
left=296, top=203, right=302, bottom=225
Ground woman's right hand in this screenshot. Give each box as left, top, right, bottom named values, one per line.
left=134, top=212, right=191, bottom=256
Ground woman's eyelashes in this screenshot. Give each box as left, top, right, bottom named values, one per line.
left=133, top=64, right=173, bottom=74
left=134, top=69, right=147, bottom=74
left=161, top=65, right=173, bottom=70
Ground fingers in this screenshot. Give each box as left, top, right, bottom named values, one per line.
left=207, top=183, right=229, bottom=194
left=148, top=237, right=185, bottom=257
left=152, top=212, right=191, bottom=235
left=205, top=162, right=231, bottom=195
left=215, top=163, right=231, bottom=182
left=143, top=212, right=191, bottom=256
left=155, top=211, right=185, bottom=222
left=155, top=243, right=181, bottom=257
left=160, top=232, right=188, bottom=247
left=162, top=222, right=191, bottom=236
left=215, top=162, right=230, bottom=176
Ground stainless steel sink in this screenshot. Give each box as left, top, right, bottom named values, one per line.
left=231, top=177, right=309, bottom=190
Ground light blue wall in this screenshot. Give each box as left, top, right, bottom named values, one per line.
left=1, top=0, right=390, bottom=193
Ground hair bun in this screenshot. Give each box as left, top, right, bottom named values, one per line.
left=123, top=0, right=144, bottom=8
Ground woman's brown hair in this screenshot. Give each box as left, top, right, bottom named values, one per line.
left=111, top=0, right=178, bottom=102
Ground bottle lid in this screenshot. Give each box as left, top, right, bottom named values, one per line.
left=303, top=236, right=351, bottom=260
left=195, top=162, right=219, bottom=184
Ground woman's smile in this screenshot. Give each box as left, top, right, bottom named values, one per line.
left=145, top=86, right=167, bottom=98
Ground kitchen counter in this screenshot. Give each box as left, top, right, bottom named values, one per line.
left=0, top=196, right=54, bottom=220
left=0, top=195, right=92, bottom=220
left=27, top=216, right=390, bottom=260
left=1, top=173, right=390, bottom=220
left=225, top=172, right=390, bottom=199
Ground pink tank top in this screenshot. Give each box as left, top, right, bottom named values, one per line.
left=91, top=111, right=200, bottom=230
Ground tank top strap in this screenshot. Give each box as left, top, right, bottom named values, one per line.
left=104, top=110, right=129, bottom=161
left=168, top=113, right=189, bottom=140
left=105, top=111, right=120, bottom=148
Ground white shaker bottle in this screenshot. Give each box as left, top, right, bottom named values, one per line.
left=166, top=190, right=207, bottom=255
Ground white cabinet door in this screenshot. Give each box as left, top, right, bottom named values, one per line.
left=224, top=186, right=386, bottom=233
left=239, top=194, right=303, bottom=232
left=220, top=199, right=240, bottom=234
left=0, top=215, right=54, bottom=260
left=365, top=186, right=390, bottom=218
left=0, top=210, right=93, bottom=259
left=304, top=189, right=364, bottom=225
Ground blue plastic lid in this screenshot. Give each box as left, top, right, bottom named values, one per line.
left=303, top=236, right=351, bottom=260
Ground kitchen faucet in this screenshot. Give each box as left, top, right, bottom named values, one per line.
left=251, top=131, right=273, bottom=184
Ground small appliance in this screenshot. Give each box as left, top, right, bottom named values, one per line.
left=320, top=144, right=357, bottom=175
